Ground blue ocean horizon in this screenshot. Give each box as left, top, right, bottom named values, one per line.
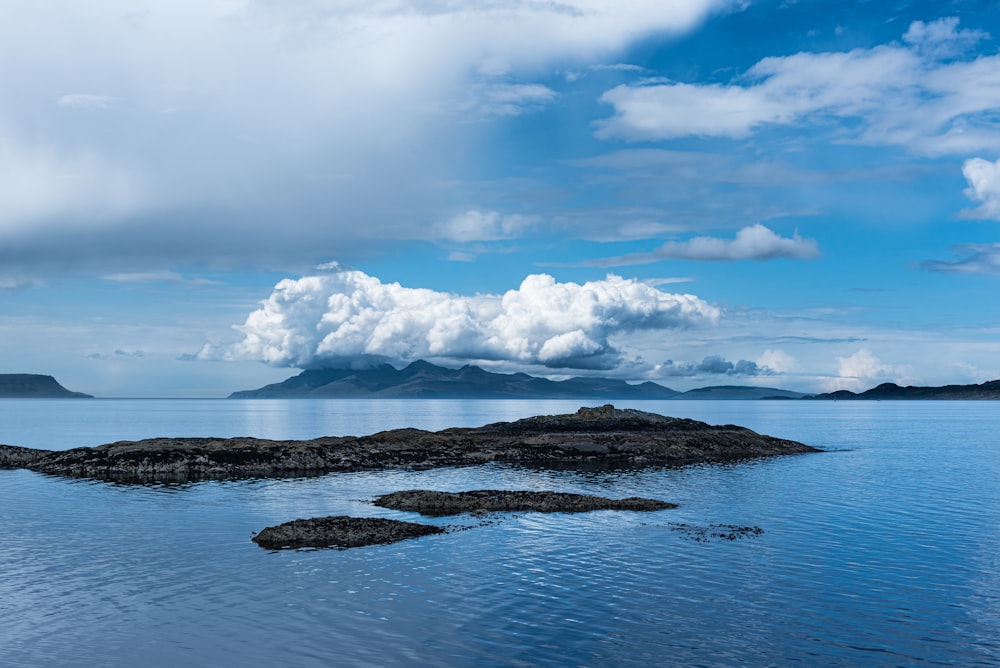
left=1, top=399, right=998, bottom=666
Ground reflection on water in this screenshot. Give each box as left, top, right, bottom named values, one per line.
left=0, top=401, right=998, bottom=666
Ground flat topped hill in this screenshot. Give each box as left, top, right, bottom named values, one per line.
left=0, top=374, right=92, bottom=398
left=0, top=404, right=818, bottom=483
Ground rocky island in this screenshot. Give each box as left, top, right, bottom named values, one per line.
left=0, top=405, right=817, bottom=483
left=0, top=374, right=92, bottom=398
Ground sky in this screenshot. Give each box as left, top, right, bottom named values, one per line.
left=2, top=0, right=1000, bottom=397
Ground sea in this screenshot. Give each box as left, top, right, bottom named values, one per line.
left=1, top=398, right=998, bottom=667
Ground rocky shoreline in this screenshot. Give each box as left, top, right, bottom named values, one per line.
left=0, top=405, right=819, bottom=483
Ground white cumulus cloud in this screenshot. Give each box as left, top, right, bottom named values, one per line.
left=208, top=269, right=720, bottom=371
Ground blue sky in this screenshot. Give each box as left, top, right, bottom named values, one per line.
left=2, top=0, right=1000, bottom=397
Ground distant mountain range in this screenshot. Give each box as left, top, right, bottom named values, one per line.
left=228, top=361, right=806, bottom=400
left=807, top=380, right=1000, bottom=400
left=0, top=374, right=92, bottom=398
left=229, top=361, right=680, bottom=399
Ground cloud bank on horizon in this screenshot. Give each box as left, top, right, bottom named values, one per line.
left=206, top=269, right=719, bottom=373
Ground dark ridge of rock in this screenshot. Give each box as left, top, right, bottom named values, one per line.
left=252, top=516, right=444, bottom=550
left=0, top=444, right=56, bottom=469
left=0, top=374, right=93, bottom=398
left=9, top=404, right=819, bottom=483
left=373, top=489, right=677, bottom=516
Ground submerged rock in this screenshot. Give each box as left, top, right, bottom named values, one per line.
left=7, top=404, right=820, bottom=483
left=669, top=523, right=765, bottom=542
left=373, top=489, right=677, bottom=516
left=252, top=516, right=445, bottom=550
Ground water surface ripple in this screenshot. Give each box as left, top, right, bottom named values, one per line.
left=0, top=400, right=998, bottom=666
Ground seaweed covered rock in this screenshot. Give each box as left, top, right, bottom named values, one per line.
left=252, top=516, right=444, bottom=550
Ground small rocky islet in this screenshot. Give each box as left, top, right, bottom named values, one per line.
left=372, top=489, right=677, bottom=515
left=252, top=516, right=447, bottom=550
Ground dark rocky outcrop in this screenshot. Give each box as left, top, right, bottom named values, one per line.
left=373, top=489, right=676, bottom=515
left=0, top=444, right=54, bottom=468
left=0, top=374, right=92, bottom=398
left=252, top=516, right=444, bottom=550
left=4, top=404, right=818, bottom=482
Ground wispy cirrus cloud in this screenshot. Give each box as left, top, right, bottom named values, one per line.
left=102, top=271, right=221, bottom=285
left=919, top=243, right=1000, bottom=275
left=57, top=94, right=117, bottom=110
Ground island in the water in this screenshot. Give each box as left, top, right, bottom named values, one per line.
left=0, top=374, right=92, bottom=398
left=807, top=379, right=1000, bottom=400
left=231, top=362, right=1000, bottom=400
left=0, top=404, right=818, bottom=483
left=229, top=360, right=806, bottom=399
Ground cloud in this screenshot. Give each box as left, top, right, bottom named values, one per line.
left=434, top=209, right=537, bottom=243
left=206, top=269, right=720, bottom=371
left=0, top=129, right=144, bottom=235
left=57, top=94, right=117, bottom=110
left=961, top=157, right=1000, bottom=220
left=919, top=243, right=1000, bottom=275
left=823, top=348, right=913, bottom=392
left=902, top=17, right=988, bottom=59
left=591, top=223, right=819, bottom=266
left=87, top=348, right=147, bottom=360
left=460, top=83, right=558, bottom=118
left=596, top=18, right=1000, bottom=156
left=0, top=0, right=731, bottom=274
left=102, top=270, right=220, bottom=285
left=0, top=275, right=44, bottom=291
left=657, top=354, right=776, bottom=377
left=757, top=348, right=798, bottom=374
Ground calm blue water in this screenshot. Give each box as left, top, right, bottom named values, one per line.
left=1, top=399, right=998, bottom=667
